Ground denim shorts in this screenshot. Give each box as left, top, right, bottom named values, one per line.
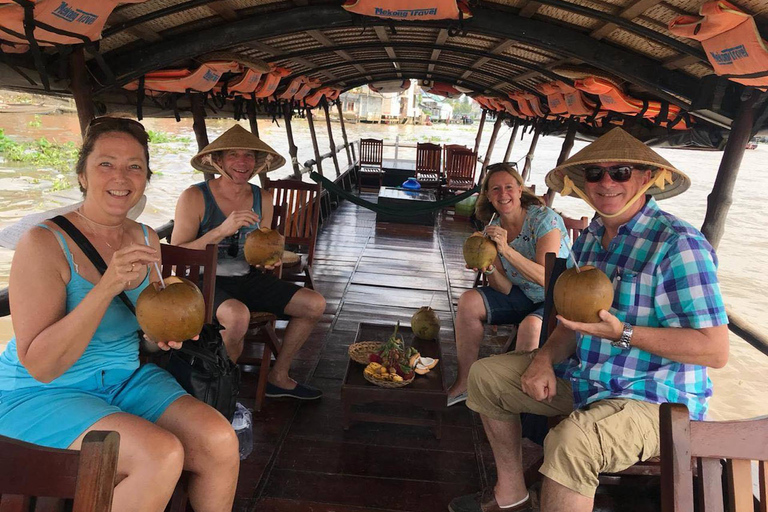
left=0, top=364, right=187, bottom=449
left=475, top=285, right=544, bottom=325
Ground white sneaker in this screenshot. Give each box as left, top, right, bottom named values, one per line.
left=447, top=391, right=468, bottom=407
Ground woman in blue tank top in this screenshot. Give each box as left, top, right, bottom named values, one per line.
left=0, top=118, right=239, bottom=511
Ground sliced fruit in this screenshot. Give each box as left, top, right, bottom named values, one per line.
left=419, top=357, right=439, bottom=370
left=414, top=363, right=430, bottom=375
left=409, top=353, right=421, bottom=368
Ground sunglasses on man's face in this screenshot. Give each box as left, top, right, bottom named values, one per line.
left=583, top=165, right=634, bottom=183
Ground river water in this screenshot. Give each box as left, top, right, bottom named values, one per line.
left=0, top=111, right=766, bottom=420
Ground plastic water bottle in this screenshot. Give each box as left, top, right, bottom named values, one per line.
left=231, top=402, right=253, bottom=460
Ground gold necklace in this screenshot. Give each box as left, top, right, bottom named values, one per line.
left=74, top=209, right=125, bottom=250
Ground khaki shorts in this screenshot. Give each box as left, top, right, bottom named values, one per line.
left=466, top=351, right=661, bottom=497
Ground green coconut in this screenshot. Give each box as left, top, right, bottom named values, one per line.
left=463, top=233, right=497, bottom=270
left=244, top=227, right=284, bottom=267
left=411, top=306, right=440, bottom=340
left=553, top=265, right=614, bottom=323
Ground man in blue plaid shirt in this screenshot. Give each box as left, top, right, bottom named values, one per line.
left=449, top=128, right=729, bottom=512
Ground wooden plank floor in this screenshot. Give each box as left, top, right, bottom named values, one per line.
left=233, top=195, right=660, bottom=512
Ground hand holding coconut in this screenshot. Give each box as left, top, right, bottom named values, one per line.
left=462, top=232, right=497, bottom=272
left=244, top=227, right=284, bottom=269
left=136, top=275, right=206, bottom=351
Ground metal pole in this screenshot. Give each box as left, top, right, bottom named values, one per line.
left=322, top=100, right=341, bottom=177
left=701, top=90, right=761, bottom=249
left=504, top=118, right=520, bottom=162
left=306, top=109, right=324, bottom=177
left=479, top=114, right=505, bottom=184
left=69, top=47, right=95, bottom=138
left=545, top=117, right=578, bottom=206
left=246, top=99, right=259, bottom=137
left=521, top=119, right=542, bottom=183
left=473, top=110, right=487, bottom=155
left=191, top=94, right=212, bottom=182
left=283, top=103, right=301, bottom=177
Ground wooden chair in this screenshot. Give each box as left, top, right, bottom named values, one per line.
left=443, top=148, right=478, bottom=197
left=160, top=243, right=218, bottom=323
left=660, top=403, right=768, bottom=512
left=443, top=144, right=468, bottom=175
left=0, top=430, right=119, bottom=512
left=265, top=177, right=321, bottom=290
left=415, top=142, right=442, bottom=192
left=562, top=215, right=589, bottom=244
left=357, top=138, right=384, bottom=192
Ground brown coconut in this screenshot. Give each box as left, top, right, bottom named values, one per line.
left=463, top=233, right=497, bottom=270
left=411, top=306, right=440, bottom=340
left=244, top=227, right=284, bottom=267
left=136, top=276, right=205, bottom=342
left=553, top=265, right=614, bottom=323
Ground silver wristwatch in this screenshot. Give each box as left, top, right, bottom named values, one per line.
left=612, top=322, right=633, bottom=350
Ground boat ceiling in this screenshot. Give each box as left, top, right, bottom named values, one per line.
left=1, top=0, right=767, bottom=129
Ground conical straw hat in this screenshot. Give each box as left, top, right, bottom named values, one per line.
left=191, top=124, right=286, bottom=175
left=545, top=127, right=690, bottom=200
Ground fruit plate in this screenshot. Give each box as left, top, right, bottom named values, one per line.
left=348, top=341, right=382, bottom=365
left=363, top=370, right=414, bottom=388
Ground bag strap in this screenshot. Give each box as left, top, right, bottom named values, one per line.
left=50, top=215, right=136, bottom=314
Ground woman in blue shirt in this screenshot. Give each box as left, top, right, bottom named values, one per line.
left=0, top=117, right=239, bottom=511
left=448, top=163, right=570, bottom=406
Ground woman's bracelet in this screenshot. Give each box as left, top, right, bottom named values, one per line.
left=483, top=264, right=496, bottom=275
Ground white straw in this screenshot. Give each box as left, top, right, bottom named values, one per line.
left=153, top=261, right=167, bottom=288
left=562, top=232, right=581, bottom=273
left=483, top=212, right=497, bottom=236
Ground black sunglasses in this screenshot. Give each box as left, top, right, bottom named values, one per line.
left=583, top=165, right=634, bottom=183
left=86, top=116, right=147, bottom=135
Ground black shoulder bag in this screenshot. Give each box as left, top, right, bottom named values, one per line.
left=50, top=216, right=240, bottom=421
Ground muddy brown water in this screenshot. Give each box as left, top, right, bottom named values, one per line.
left=0, top=111, right=765, bottom=420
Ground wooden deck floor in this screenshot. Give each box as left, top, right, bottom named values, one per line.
left=232, top=196, right=660, bottom=512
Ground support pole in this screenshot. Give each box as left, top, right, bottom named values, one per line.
left=544, top=117, right=578, bottom=206
left=521, top=120, right=542, bottom=182
left=190, top=94, right=212, bottom=182
left=701, top=90, right=760, bottom=249
left=503, top=118, right=520, bottom=162
left=473, top=110, right=487, bottom=155
left=322, top=100, right=341, bottom=177
left=306, top=109, right=324, bottom=177
left=246, top=99, right=259, bottom=137
left=479, top=114, right=505, bottom=183
left=69, top=47, right=95, bottom=138
left=336, top=100, right=353, bottom=165
left=283, top=103, right=301, bottom=178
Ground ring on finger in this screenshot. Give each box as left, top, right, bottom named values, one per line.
left=130, top=263, right=135, bottom=271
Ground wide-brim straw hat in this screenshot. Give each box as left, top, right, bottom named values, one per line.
left=191, top=124, right=286, bottom=175
left=545, top=127, right=690, bottom=200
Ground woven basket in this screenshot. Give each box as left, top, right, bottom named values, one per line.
left=348, top=341, right=382, bottom=365
left=363, top=370, right=414, bottom=388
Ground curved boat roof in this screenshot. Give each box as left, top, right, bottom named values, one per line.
left=1, top=0, right=766, bottom=130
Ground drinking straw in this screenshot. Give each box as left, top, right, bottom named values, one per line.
left=483, top=212, right=497, bottom=236
left=152, top=261, right=167, bottom=288
left=563, top=232, right=581, bottom=273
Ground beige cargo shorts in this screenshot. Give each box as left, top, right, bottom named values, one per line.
left=466, top=351, right=661, bottom=497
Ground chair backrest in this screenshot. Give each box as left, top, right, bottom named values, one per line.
left=447, top=149, right=478, bottom=181
left=562, top=215, right=589, bottom=244
left=160, top=243, right=217, bottom=323
left=265, top=178, right=322, bottom=266
left=539, top=252, right=569, bottom=345
left=660, top=402, right=768, bottom=512
left=359, top=138, right=383, bottom=167
left=0, top=430, right=119, bottom=512
left=444, top=144, right=468, bottom=173
left=416, top=142, right=442, bottom=174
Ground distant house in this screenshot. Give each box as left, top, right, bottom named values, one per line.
left=419, top=93, right=454, bottom=122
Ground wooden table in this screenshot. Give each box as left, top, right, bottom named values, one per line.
left=341, top=322, right=447, bottom=438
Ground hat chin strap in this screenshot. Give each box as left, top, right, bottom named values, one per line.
left=561, top=169, right=673, bottom=218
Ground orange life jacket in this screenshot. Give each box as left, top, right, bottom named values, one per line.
left=251, top=67, right=291, bottom=98
left=304, top=87, right=341, bottom=107
left=276, top=75, right=308, bottom=100
left=574, top=76, right=688, bottom=129
left=508, top=92, right=537, bottom=118
left=423, top=81, right=465, bottom=98
left=519, top=92, right=547, bottom=117
left=341, top=0, right=471, bottom=21
left=368, top=79, right=410, bottom=94
left=123, top=61, right=240, bottom=94
left=294, top=78, right=322, bottom=101
left=214, top=67, right=266, bottom=96
left=0, top=0, right=147, bottom=47
left=536, top=82, right=568, bottom=115
left=669, top=1, right=768, bottom=89
left=497, top=99, right=522, bottom=117
left=554, top=80, right=598, bottom=117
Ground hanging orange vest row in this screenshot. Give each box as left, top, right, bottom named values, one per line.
left=0, top=0, right=147, bottom=51
left=293, top=77, right=322, bottom=101
left=341, top=0, right=471, bottom=21
left=123, top=61, right=240, bottom=95
left=305, top=87, right=341, bottom=107
left=669, top=0, right=768, bottom=89
left=573, top=76, right=689, bottom=130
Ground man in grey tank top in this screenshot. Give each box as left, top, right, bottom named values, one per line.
left=172, top=125, right=325, bottom=401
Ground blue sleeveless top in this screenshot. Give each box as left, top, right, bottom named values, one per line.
left=194, top=180, right=262, bottom=277
left=0, top=224, right=150, bottom=391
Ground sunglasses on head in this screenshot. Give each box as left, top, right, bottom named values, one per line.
left=86, top=117, right=147, bottom=135
left=583, top=165, right=634, bottom=183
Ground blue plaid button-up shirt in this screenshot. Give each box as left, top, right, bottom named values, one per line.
left=563, top=198, right=727, bottom=420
